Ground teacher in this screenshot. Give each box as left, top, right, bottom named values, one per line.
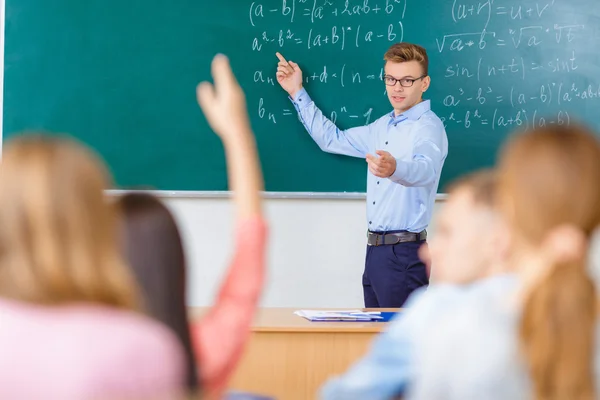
left=275, top=43, right=448, bottom=307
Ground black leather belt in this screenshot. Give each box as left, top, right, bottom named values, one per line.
left=367, top=230, right=427, bottom=246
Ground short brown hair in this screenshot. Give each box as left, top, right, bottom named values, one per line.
left=384, top=42, right=429, bottom=75
left=445, top=169, right=497, bottom=207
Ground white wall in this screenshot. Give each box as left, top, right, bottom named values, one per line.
left=165, top=196, right=443, bottom=308
left=0, top=0, right=436, bottom=309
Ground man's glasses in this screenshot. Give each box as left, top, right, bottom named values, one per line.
left=383, top=75, right=426, bottom=87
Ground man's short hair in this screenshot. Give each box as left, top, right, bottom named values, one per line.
left=445, top=169, right=497, bottom=207
left=384, top=43, right=429, bottom=76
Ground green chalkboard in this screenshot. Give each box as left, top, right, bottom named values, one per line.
left=4, top=0, right=600, bottom=192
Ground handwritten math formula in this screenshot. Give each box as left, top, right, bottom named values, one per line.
left=246, top=0, right=598, bottom=132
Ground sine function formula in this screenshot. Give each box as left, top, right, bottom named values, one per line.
left=246, top=0, right=599, bottom=132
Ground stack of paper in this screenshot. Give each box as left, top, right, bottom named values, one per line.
left=294, top=310, right=383, bottom=322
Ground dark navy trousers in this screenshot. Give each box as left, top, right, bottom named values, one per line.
left=362, top=239, right=429, bottom=308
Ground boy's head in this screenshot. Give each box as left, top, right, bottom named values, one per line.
left=383, top=43, right=430, bottom=115
left=421, top=170, right=508, bottom=284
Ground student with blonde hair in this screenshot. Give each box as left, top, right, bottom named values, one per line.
left=408, top=124, right=600, bottom=400
left=0, top=136, right=185, bottom=399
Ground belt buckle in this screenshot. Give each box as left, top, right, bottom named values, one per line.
left=368, top=232, right=385, bottom=246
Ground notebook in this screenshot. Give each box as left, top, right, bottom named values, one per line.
left=294, top=310, right=384, bottom=322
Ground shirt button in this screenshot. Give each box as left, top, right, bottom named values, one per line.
left=385, top=141, right=388, bottom=145
left=377, top=181, right=380, bottom=185
left=394, top=124, right=397, bottom=127
left=369, top=221, right=372, bottom=224
left=373, top=201, right=376, bottom=205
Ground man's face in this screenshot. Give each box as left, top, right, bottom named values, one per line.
left=384, top=60, right=430, bottom=115
left=423, top=188, right=504, bottom=284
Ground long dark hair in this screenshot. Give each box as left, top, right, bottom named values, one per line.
left=118, top=193, right=198, bottom=391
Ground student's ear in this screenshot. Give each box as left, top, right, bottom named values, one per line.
left=542, top=224, right=587, bottom=264
left=489, top=217, right=513, bottom=270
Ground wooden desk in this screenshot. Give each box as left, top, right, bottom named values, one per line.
left=190, top=307, right=398, bottom=400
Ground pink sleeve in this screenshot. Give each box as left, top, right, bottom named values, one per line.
left=191, top=216, right=268, bottom=396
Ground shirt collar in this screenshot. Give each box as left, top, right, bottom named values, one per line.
left=388, top=99, right=431, bottom=123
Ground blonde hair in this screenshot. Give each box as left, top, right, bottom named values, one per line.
left=498, top=125, right=600, bottom=400
left=383, top=42, right=429, bottom=75
left=0, top=135, right=138, bottom=309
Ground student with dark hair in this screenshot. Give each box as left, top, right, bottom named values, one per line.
left=120, top=193, right=198, bottom=392
left=119, top=54, right=268, bottom=399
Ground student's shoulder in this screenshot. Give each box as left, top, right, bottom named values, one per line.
left=390, top=285, right=466, bottom=323
left=0, top=301, right=185, bottom=378
left=439, top=275, right=519, bottom=334
left=406, top=275, right=517, bottom=318
left=60, top=306, right=186, bottom=393
left=98, top=307, right=182, bottom=346
left=382, top=284, right=470, bottom=343
left=78, top=306, right=185, bottom=380
left=416, top=276, right=520, bottom=360
left=406, top=283, right=468, bottom=310
left=465, top=274, right=519, bottom=300
left=60, top=304, right=184, bottom=358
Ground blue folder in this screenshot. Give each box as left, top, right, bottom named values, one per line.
left=225, top=391, right=275, bottom=400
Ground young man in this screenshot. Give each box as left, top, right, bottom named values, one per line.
left=319, top=170, right=512, bottom=399
left=276, top=43, right=448, bottom=307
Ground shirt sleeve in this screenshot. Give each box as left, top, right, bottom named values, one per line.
left=291, top=88, right=372, bottom=158
left=319, top=285, right=464, bottom=400
left=390, top=123, right=446, bottom=187
left=190, top=216, right=268, bottom=397
left=319, top=289, right=430, bottom=400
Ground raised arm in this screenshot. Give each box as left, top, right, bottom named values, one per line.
left=193, top=54, right=268, bottom=397
left=198, top=54, right=262, bottom=219
left=276, top=52, right=372, bottom=158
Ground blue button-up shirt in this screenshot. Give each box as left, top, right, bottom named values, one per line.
left=319, top=275, right=517, bottom=400
left=291, top=88, right=448, bottom=232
